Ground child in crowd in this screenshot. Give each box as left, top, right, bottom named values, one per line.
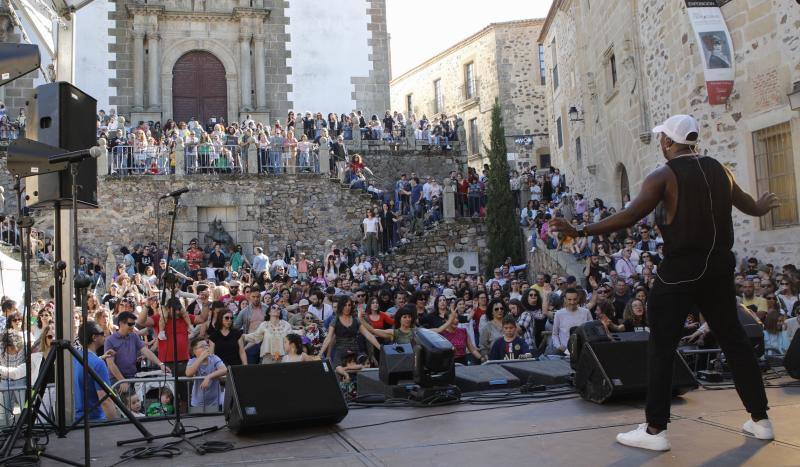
left=282, top=333, right=314, bottom=363
left=123, top=392, right=145, bottom=417
left=336, top=351, right=368, bottom=400
left=287, top=257, right=298, bottom=280
left=146, top=387, right=175, bottom=416
left=488, top=316, right=532, bottom=361
left=185, top=337, right=227, bottom=408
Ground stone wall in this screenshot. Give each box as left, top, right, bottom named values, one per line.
left=73, top=175, right=376, bottom=262
left=540, top=0, right=800, bottom=266
left=356, top=150, right=463, bottom=192
left=390, top=19, right=549, bottom=169
left=381, top=218, right=488, bottom=274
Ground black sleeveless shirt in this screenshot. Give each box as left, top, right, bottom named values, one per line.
left=654, top=156, right=735, bottom=281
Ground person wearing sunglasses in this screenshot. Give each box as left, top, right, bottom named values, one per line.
left=208, top=309, right=247, bottom=367
left=777, top=280, right=798, bottom=315
left=105, top=311, right=169, bottom=397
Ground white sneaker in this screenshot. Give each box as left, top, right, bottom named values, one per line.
left=743, top=419, right=774, bottom=440
left=616, top=423, right=671, bottom=451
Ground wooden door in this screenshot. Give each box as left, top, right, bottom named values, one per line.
left=172, top=51, right=227, bottom=127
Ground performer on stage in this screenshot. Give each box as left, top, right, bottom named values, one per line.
left=550, top=115, right=779, bottom=451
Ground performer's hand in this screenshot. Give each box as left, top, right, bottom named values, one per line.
left=755, top=192, right=780, bottom=216
left=549, top=218, right=578, bottom=238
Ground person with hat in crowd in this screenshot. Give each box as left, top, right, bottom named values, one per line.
left=551, top=114, right=780, bottom=450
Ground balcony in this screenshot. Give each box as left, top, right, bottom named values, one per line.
left=459, top=79, right=480, bottom=109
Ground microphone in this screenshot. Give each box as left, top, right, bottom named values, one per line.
left=160, top=187, right=190, bottom=199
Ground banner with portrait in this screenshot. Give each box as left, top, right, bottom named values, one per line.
left=685, top=1, right=735, bottom=105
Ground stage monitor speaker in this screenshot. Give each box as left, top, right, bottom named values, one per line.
left=454, top=364, right=520, bottom=392
left=499, top=359, right=573, bottom=386
left=569, top=320, right=611, bottom=370
left=737, top=306, right=765, bottom=358
left=379, top=343, right=414, bottom=385
left=574, top=339, right=698, bottom=404
left=224, top=361, right=348, bottom=434
left=357, top=368, right=415, bottom=399
left=25, top=81, right=98, bottom=208
left=784, top=331, right=800, bottom=379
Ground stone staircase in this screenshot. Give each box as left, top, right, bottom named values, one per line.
left=524, top=227, right=585, bottom=283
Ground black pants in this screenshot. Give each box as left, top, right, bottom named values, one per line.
left=646, top=270, right=768, bottom=429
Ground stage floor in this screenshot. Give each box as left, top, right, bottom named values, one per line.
left=37, top=377, right=800, bottom=466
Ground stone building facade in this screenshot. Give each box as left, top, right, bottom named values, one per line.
left=0, top=1, right=390, bottom=126
left=390, top=19, right=550, bottom=170
left=539, top=0, right=800, bottom=265
left=115, top=0, right=390, bottom=127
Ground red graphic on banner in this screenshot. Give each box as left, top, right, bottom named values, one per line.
left=707, top=80, right=734, bottom=105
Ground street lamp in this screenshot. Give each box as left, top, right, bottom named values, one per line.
left=789, top=81, right=800, bottom=111
left=569, top=105, right=584, bottom=122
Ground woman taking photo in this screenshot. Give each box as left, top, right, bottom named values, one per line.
left=437, top=310, right=482, bottom=365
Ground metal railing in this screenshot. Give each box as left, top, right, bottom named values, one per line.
left=110, top=374, right=224, bottom=417
left=184, top=144, right=247, bottom=174
left=257, top=148, right=321, bottom=174
left=0, top=124, right=20, bottom=143
left=109, top=145, right=171, bottom=175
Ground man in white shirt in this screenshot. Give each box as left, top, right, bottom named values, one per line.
left=308, top=290, right=334, bottom=322
left=362, top=211, right=381, bottom=257
left=613, top=238, right=642, bottom=264
left=550, top=289, right=592, bottom=354
left=251, top=247, right=269, bottom=276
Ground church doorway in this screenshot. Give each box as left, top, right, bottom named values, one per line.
left=172, top=51, right=227, bottom=128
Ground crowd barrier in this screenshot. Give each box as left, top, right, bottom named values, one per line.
left=109, top=145, right=171, bottom=175
left=0, top=373, right=223, bottom=431
left=184, top=144, right=247, bottom=174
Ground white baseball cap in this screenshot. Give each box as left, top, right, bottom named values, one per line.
left=652, top=115, right=699, bottom=145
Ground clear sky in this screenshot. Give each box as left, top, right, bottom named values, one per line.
left=387, top=0, right=554, bottom=79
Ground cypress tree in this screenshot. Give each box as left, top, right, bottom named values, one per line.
left=484, top=99, right=523, bottom=275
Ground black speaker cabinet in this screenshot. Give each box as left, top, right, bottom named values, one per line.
left=224, top=361, right=348, bottom=434
left=25, top=82, right=98, bottom=208
left=379, top=343, right=414, bottom=385
left=785, top=330, right=800, bottom=379
left=574, top=338, right=698, bottom=404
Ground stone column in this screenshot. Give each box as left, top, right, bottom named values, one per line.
left=443, top=184, right=455, bottom=219
left=239, top=35, right=253, bottom=111
left=132, top=30, right=146, bottom=111
left=147, top=33, right=161, bottom=110
left=95, top=138, right=108, bottom=176
left=318, top=148, right=330, bottom=177
left=247, top=139, right=259, bottom=174
left=253, top=35, right=267, bottom=111
left=174, top=138, right=185, bottom=177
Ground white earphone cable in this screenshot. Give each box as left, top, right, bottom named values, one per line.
left=655, top=153, right=716, bottom=285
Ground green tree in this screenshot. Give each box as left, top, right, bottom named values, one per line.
left=484, top=100, right=523, bottom=275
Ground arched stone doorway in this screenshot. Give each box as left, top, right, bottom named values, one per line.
left=172, top=51, right=227, bottom=126
left=617, top=163, right=630, bottom=208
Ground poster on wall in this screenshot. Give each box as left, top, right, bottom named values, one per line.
left=685, top=1, right=735, bottom=105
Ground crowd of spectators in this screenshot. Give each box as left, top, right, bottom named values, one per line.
left=0, top=103, right=24, bottom=142
left=97, top=109, right=461, bottom=176
left=0, top=114, right=796, bottom=423
left=511, top=164, right=800, bottom=357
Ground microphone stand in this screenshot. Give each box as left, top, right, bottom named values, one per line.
left=0, top=157, right=154, bottom=466
left=117, top=190, right=218, bottom=451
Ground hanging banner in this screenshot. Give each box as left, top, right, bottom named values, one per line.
left=685, top=1, right=735, bottom=105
